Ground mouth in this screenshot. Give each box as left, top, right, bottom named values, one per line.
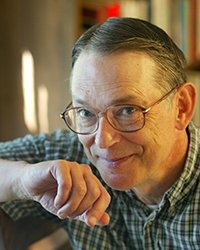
left=100, top=154, right=135, bottom=168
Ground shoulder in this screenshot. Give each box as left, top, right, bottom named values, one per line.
left=0, top=129, right=86, bottom=163
left=41, top=129, right=86, bottom=162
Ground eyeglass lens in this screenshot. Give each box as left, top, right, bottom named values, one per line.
left=64, top=105, right=145, bottom=134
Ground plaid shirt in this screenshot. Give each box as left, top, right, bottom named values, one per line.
left=0, top=122, right=200, bottom=250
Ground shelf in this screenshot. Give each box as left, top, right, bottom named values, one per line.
left=187, top=60, right=200, bottom=71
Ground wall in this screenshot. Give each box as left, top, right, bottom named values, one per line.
left=0, top=0, right=79, bottom=140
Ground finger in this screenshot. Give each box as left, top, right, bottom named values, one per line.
left=81, top=164, right=92, bottom=172
left=57, top=164, right=87, bottom=218
left=85, top=187, right=111, bottom=227
left=54, top=162, right=91, bottom=209
left=97, top=212, right=110, bottom=226
left=51, top=160, right=72, bottom=209
left=68, top=170, right=101, bottom=217
left=75, top=210, right=110, bottom=227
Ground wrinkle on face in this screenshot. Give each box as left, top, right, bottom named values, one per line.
left=71, top=51, right=158, bottom=110
left=73, top=83, right=150, bottom=110
left=70, top=50, right=184, bottom=196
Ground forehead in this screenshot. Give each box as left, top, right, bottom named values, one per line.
left=70, top=51, right=159, bottom=107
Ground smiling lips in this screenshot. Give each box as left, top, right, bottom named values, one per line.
left=100, top=154, right=135, bottom=168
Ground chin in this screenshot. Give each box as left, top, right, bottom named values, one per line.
left=103, top=175, right=134, bottom=191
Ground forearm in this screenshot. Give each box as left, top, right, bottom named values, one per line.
left=0, top=159, right=28, bottom=201
left=0, top=158, right=111, bottom=226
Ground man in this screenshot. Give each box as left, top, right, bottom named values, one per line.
left=0, top=17, right=199, bottom=249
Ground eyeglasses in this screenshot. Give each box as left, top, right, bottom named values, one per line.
left=60, top=86, right=178, bottom=135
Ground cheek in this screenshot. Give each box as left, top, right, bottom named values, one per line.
left=126, top=125, right=161, bottom=158
left=141, top=118, right=176, bottom=161
left=78, top=135, right=94, bottom=149
left=78, top=135, right=97, bottom=165
left=144, top=108, right=176, bottom=143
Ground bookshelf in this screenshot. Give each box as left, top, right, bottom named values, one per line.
left=79, top=0, right=200, bottom=69
left=188, top=60, right=200, bottom=71
left=78, top=0, right=200, bottom=125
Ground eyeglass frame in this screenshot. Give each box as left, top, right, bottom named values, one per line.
left=60, top=85, right=178, bottom=135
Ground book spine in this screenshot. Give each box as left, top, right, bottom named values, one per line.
left=180, top=0, right=190, bottom=62
left=196, top=0, right=200, bottom=60
left=190, top=0, right=197, bottom=63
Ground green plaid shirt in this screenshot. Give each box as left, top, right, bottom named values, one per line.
left=0, top=122, right=200, bottom=249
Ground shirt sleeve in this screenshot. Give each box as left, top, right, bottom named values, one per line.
left=0, top=133, right=46, bottom=163
left=0, top=129, right=85, bottom=163
left=0, top=130, right=87, bottom=222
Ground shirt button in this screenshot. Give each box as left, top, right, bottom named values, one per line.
left=148, top=220, right=153, bottom=226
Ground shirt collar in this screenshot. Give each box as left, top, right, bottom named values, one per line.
left=166, top=122, right=200, bottom=208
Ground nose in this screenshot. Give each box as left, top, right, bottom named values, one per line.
left=94, top=117, right=121, bottom=148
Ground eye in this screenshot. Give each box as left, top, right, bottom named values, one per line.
left=77, top=108, right=95, bottom=118
left=120, top=106, right=136, bottom=115
left=116, top=106, right=137, bottom=117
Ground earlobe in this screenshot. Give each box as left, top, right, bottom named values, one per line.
left=175, top=82, right=197, bottom=130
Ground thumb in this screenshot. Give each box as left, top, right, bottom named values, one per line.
left=96, top=212, right=110, bottom=226
left=75, top=211, right=110, bottom=227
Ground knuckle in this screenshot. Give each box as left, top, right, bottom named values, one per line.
left=93, top=208, right=101, bottom=216
left=66, top=208, right=75, bottom=216
left=57, top=159, right=67, bottom=167
left=83, top=164, right=92, bottom=172
left=102, top=189, right=111, bottom=204
left=76, top=184, right=87, bottom=196
left=57, top=160, right=77, bottom=169
left=90, top=187, right=100, bottom=200
left=60, top=181, right=71, bottom=191
left=63, top=204, right=78, bottom=217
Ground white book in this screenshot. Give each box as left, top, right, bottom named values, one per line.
left=151, top=0, right=172, bottom=35
left=120, top=0, right=149, bottom=20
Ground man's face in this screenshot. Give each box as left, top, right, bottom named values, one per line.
left=71, top=51, right=179, bottom=191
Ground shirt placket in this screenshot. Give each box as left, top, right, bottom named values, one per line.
left=143, top=210, right=161, bottom=249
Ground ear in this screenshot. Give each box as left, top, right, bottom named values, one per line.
left=175, top=82, right=197, bottom=130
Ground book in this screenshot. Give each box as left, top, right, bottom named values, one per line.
left=150, top=0, right=171, bottom=35
left=120, top=0, right=149, bottom=20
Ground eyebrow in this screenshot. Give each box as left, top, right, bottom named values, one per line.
left=73, top=95, right=147, bottom=107
left=109, top=96, right=146, bottom=106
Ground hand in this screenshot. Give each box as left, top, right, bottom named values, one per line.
left=19, top=160, right=111, bottom=227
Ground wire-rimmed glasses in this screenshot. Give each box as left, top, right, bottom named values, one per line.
left=60, top=86, right=177, bottom=135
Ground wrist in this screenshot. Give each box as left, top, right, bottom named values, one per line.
left=11, top=161, right=31, bottom=200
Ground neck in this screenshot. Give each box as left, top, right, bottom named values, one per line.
left=133, top=130, right=189, bottom=205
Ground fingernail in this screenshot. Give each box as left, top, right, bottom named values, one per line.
left=55, top=203, right=60, bottom=209
left=58, top=212, right=64, bottom=219
left=89, top=216, right=97, bottom=227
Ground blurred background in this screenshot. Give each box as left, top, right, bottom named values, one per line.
left=0, top=0, right=199, bottom=141
left=0, top=1, right=200, bottom=249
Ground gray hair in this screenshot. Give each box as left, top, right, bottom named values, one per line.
left=72, top=17, right=187, bottom=91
